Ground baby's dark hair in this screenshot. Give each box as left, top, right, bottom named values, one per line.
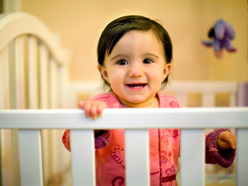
left=97, top=15, right=173, bottom=89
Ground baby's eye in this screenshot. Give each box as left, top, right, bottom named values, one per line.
left=143, top=58, right=153, bottom=64
left=117, top=60, right=128, bottom=65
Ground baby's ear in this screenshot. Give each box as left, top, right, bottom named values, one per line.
left=98, top=65, right=108, bottom=81
left=163, top=64, right=171, bottom=77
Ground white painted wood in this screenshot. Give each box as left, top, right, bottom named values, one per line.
left=0, top=47, right=10, bottom=109
left=39, top=43, right=49, bottom=109
left=229, top=93, right=236, bottom=107
left=49, top=58, right=58, bottom=109
left=71, top=130, right=96, bottom=186
left=57, top=64, right=68, bottom=108
left=28, top=36, right=38, bottom=109
left=5, top=41, right=19, bottom=182
left=180, top=129, right=205, bottom=185
left=14, top=36, right=26, bottom=109
left=0, top=46, right=14, bottom=186
left=0, top=108, right=247, bottom=129
left=0, top=12, right=70, bottom=186
left=50, top=57, right=61, bottom=180
left=202, top=94, right=215, bottom=107
left=18, top=130, right=43, bottom=186
left=51, top=130, right=58, bottom=175
left=167, top=81, right=237, bottom=94
left=8, top=40, right=16, bottom=109
left=237, top=129, right=248, bottom=186
left=0, top=13, right=69, bottom=65
left=125, top=129, right=150, bottom=186
left=0, top=109, right=247, bottom=185
left=175, top=93, right=187, bottom=107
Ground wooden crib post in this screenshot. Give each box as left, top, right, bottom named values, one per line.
left=27, top=36, right=39, bottom=109
left=180, top=129, right=205, bottom=185
left=18, top=130, right=43, bottom=186
left=70, top=130, right=96, bottom=186
left=125, top=129, right=150, bottom=186
left=237, top=129, right=248, bottom=186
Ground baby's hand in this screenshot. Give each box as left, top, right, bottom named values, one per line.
left=217, top=131, right=236, bottom=152
left=78, top=100, right=107, bottom=120
left=78, top=100, right=119, bottom=120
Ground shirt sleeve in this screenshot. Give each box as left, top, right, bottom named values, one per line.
left=205, top=128, right=235, bottom=168
left=62, top=129, right=111, bottom=151
left=94, top=130, right=111, bottom=149
left=62, top=129, right=71, bottom=151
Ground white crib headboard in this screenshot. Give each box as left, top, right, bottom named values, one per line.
left=0, top=12, right=70, bottom=185
left=0, top=12, right=70, bottom=109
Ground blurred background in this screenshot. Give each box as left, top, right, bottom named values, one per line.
left=4, top=0, right=247, bottom=84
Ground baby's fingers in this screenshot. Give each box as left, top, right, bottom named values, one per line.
left=82, top=101, right=92, bottom=118
left=228, top=133, right=236, bottom=150
left=78, top=100, right=107, bottom=119
left=217, top=131, right=236, bottom=150
left=90, top=102, right=105, bottom=120
left=78, top=100, right=84, bottom=109
left=85, top=101, right=107, bottom=119
left=78, top=100, right=91, bottom=118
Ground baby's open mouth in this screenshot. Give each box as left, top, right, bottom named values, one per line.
left=126, top=84, right=147, bottom=88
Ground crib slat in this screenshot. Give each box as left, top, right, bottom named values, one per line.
left=0, top=46, right=11, bottom=186
left=175, top=93, right=187, bottom=107
left=71, top=130, right=96, bottom=186
left=14, top=36, right=26, bottom=109
left=180, top=129, right=205, bottom=186
left=39, top=42, right=51, bottom=183
left=0, top=47, right=10, bottom=109
left=237, top=129, right=248, bottom=186
left=125, top=129, right=150, bottom=186
left=202, top=94, right=215, bottom=107
left=49, top=58, right=58, bottom=109
left=229, top=93, right=236, bottom=107
left=57, top=61, right=68, bottom=109
left=39, top=43, right=49, bottom=109
left=49, top=58, right=59, bottom=176
left=18, top=130, right=43, bottom=186
left=28, top=36, right=38, bottom=109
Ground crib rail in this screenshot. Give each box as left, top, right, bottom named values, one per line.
left=0, top=108, right=247, bottom=186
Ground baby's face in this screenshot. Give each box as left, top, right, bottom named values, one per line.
left=98, top=30, right=171, bottom=108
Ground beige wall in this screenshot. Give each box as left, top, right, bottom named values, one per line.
left=20, top=0, right=247, bottom=82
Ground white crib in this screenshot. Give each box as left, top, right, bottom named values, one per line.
left=0, top=12, right=248, bottom=186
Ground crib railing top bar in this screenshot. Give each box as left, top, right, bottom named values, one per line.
left=167, top=81, right=238, bottom=93
left=0, top=108, right=248, bottom=129
left=0, top=12, right=69, bottom=65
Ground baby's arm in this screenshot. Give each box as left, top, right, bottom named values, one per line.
left=62, top=100, right=113, bottom=151
left=62, top=99, right=115, bottom=151
left=206, top=129, right=236, bottom=168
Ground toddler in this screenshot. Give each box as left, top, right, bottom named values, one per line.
left=63, top=15, right=236, bottom=186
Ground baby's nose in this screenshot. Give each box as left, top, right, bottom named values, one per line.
left=128, top=63, right=143, bottom=77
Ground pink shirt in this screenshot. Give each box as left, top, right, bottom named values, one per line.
left=62, top=92, right=235, bottom=186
